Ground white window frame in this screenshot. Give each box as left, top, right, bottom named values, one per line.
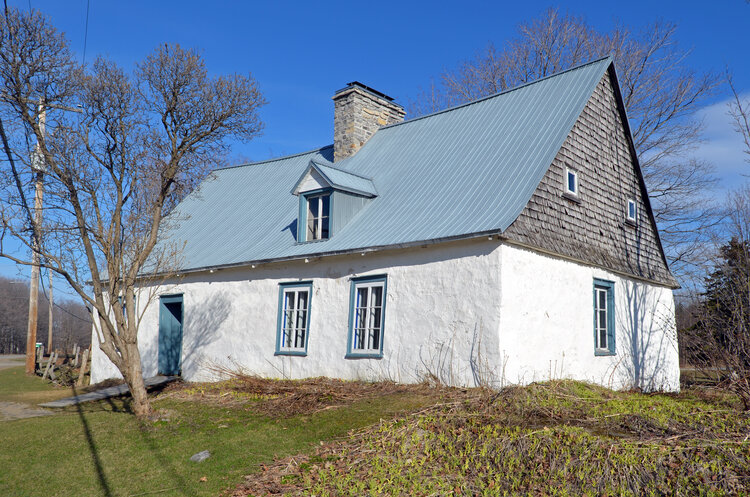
left=306, top=193, right=330, bottom=241
left=564, top=167, right=579, bottom=196
left=626, top=198, right=637, bottom=223
left=347, top=276, right=387, bottom=358
left=276, top=283, right=312, bottom=355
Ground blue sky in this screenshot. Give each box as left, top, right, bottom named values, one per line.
left=2, top=0, right=749, bottom=291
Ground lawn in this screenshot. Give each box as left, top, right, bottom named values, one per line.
left=0, top=367, right=437, bottom=497
left=234, top=381, right=750, bottom=496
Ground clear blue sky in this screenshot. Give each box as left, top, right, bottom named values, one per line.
left=2, top=0, right=749, bottom=291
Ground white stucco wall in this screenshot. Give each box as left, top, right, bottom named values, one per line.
left=91, top=239, right=679, bottom=392
left=91, top=238, right=505, bottom=386
left=497, top=244, right=679, bottom=391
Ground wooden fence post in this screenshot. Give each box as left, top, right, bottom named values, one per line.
left=77, top=348, right=89, bottom=387
left=73, top=344, right=79, bottom=367
left=42, top=352, right=57, bottom=380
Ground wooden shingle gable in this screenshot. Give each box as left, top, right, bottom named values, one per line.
left=503, top=64, right=677, bottom=288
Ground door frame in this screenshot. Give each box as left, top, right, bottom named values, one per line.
left=158, top=293, right=184, bottom=376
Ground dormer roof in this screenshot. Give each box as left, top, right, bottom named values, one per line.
left=292, top=160, right=377, bottom=198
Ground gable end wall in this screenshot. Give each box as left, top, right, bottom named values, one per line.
left=504, top=71, right=675, bottom=286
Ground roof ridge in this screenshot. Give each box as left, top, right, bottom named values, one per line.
left=383, top=55, right=612, bottom=130
left=311, top=160, right=374, bottom=181
left=216, top=145, right=334, bottom=171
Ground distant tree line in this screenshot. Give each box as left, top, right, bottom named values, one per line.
left=0, top=275, right=90, bottom=354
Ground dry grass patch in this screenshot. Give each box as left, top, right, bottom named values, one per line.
left=160, top=371, right=446, bottom=418
left=231, top=381, right=750, bottom=496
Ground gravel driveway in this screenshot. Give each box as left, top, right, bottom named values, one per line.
left=0, top=354, right=25, bottom=370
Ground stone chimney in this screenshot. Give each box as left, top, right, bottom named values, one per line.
left=333, top=82, right=405, bottom=162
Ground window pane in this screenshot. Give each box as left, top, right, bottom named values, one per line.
left=321, top=195, right=330, bottom=216
left=284, top=311, right=294, bottom=347
left=371, top=286, right=383, bottom=307
left=357, top=288, right=368, bottom=310
left=598, top=310, right=607, bottom=330
left=321, top=216, right=329, bottom=239
left=369, top=328, right=378, bottom=350
left=599, top=328, right=607, bottom=348
left=598, top=289, right=606, bottom=310
left=297, top=291, right=308, bottom=310
left=308, top=197, right=319, bottom=217
left=567, top=171, right=576, bottom=192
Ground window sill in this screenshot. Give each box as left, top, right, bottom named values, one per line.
left=295, top=238, right=330, bottom=246
left=562, top=192, right=581, bottom=204
left=624, top=219, right=637, bottom=228
left=594, top=349, right=616, bottom=357
left=345, top=352, right=383, bottom=360
left=274, top=350, right=307, bottom=357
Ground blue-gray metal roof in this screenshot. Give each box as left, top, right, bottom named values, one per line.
left=162, top=57, right=612, bottom=271
left=295, top=160, right=378, bottom=197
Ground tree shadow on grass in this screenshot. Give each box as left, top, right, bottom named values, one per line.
left=69, top=381, right=197, bottom=497
left=71, top=385, right=117, bottom=497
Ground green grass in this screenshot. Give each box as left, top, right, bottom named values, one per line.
left=0, top=365, right=74, bottom=404
left=259, top=381, right=750, bottom=496
left=0, top=367, right=434, bottom=497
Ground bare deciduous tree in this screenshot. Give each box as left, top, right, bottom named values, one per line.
left=412, top=8, right=722, bottom=284
left=684, top=188, right=750, bottom=409
left=727, top=72, right=750, bottom=163
left=0, top=9, right=265, bottom=417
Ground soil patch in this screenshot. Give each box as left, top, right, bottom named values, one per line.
left=0, top=401, right=53, bottom=421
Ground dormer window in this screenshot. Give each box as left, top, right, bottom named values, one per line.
left=306, top=193, right=330, bottom=240
left=292, top=160, right=377, bottom=243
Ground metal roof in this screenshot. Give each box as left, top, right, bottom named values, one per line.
left=293, top=160, right=378, bottom=198
left=161, top=57, right=613, bottom=272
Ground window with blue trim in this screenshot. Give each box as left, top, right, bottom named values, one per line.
left=347, top=275, right=387, bottom=358
left=276, top=282, right=312, bottom=356
left=593, top=279, right=615, bottom=355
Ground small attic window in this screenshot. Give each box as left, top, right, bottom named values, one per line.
left=626, top=198, right=637, bottom=223
left=306, top=193, right=330, bottom=241
left=564, top=167, right=579, bottom=197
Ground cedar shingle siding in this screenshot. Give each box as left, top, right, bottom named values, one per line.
left=504, top=70, right=676, bottom=287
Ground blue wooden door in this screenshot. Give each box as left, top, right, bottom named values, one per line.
left=158, top=295, right=183, bottom=376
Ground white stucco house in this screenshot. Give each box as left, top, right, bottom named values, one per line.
left=91, top=57, right=681, bottom=391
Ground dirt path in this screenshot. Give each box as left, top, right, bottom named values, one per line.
left=0, top=401, right=52, bottom=421
left=0, top=355, right=54, bottom=421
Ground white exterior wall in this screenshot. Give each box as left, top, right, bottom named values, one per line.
left=91, top=239, right=679, bottom=392
left=498, top=244, right=679, bottom=391
left=91, top=238, right=505, bottom=386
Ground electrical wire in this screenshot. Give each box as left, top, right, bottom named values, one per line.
left=82, top=0, right=90, bottom=66
left=38, top=268, right=91, bottom=323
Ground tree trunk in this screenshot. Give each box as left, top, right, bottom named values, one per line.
left=122, top=342, right=152, bottom=418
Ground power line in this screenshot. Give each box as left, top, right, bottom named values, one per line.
left=82, top=0, right=90, bottom=65
left=39, top=268, right=91, bottom=323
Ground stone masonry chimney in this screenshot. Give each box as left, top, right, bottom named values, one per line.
left=333, top=82, right=405, bottom=162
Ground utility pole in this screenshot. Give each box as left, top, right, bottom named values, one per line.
left=47, top=270, right=53, bottom=353
left=24, top=99, right=45, bottom=375
left=21, top=99, right=82, bottom=374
